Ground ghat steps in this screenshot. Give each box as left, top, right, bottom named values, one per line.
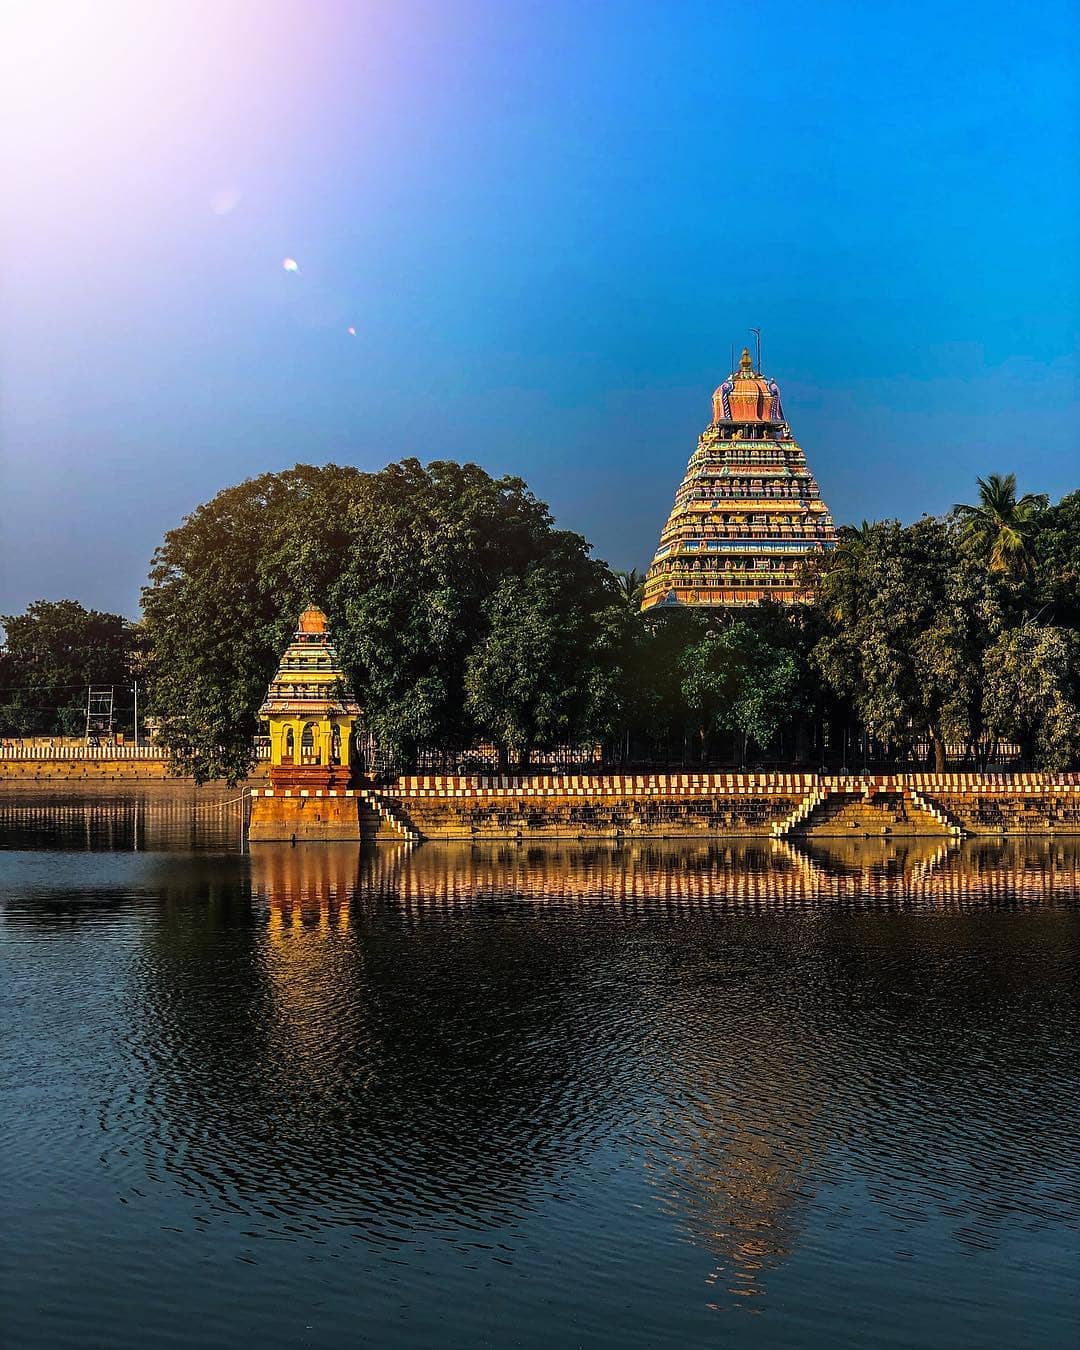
left=780, top=790, right=957, bottom=838
left=246, top=773, right=1080, bottom=840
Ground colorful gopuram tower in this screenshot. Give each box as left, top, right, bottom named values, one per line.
left=258, top=605, right=361, bottom=793
left=640, top=349, right=836, bottom=611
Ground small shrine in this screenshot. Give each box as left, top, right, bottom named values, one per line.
left=641, top=348, right=837, bottom=610
left=258, top=605, right=361, bottom=792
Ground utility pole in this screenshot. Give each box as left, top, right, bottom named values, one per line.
left=133, top=680, right=138, bottom=748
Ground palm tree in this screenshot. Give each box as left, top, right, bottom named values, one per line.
left=616, top=568, right=645, bottom=609
left=819, top=520, right=875, bottom=623
left=953, top=474, right=1048, bottom=576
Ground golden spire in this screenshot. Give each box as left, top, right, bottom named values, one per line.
left=739, top=346, right=753, bottom=375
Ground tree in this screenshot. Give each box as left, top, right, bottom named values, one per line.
left=1031, top=489, right=1080, bottom=628
left=680, top=618, right=802, bottom=763
left=0, top=600, right=140, bottom=737
left=142, top=465, right=362, bottom=782
left=620, top=610, right=704, bottom=763
left=142, top=459, right=620, bottom=782
left=330, top=460, right=583, bottom=765
left=615, top=568, right=645, bottom=610
left=983, top=624, right=1080, bottom=769
left=953, top=473, right=1048, bottom=577
left=463, top=559, right=620, bottom=768
left=812, top=519, right=1004, bottom=771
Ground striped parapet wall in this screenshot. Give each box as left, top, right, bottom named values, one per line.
left=379, top=773, right=817, bottom=840
left=0, top=745, right=177, bottom=782
left=0, top=744, right=271, bottom=784
left=370, top=772, right=1080, bottom=841
left=906, top=772, right=1080, bottom=835
left=246, top=773, right=1080, bottom=841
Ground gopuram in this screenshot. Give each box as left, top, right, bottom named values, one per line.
left=641, top=348, right=837, bottom=610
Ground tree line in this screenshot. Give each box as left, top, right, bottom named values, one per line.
left=2, top=463, right=1077, bottom=780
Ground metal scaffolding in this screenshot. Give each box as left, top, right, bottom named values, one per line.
left=84, top=685, right=115, bottom=746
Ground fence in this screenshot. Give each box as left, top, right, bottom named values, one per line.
left=0, top=743, right=272, bottom=761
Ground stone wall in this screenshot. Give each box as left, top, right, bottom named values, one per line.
left=922, top=774, right=1080, bottom=835
left=231, top=771, right=1080, bottom=842
left=248, top=792, right=360, bottom=842
left=368, top=772, right=1080, bottom=839
left=381, top=773, right=810, bottom=839
left=0, top=754, right=269, bottom=784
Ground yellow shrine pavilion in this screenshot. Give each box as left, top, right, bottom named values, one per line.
left=640, top=349, right=836, bottom=611
left=258, top=606, right=362, bottom=791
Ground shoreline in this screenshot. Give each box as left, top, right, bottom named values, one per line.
left=4, top=769, right=1079, bottom=838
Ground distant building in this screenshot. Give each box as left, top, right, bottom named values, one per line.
left=641, top=348, right=836, bottom=611
left=258, top=606, right=361, bottom=792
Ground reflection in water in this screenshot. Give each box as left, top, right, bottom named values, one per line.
left=345, top=834, right=1080, bottom=911
left=0, top=783, right=248, bottom=852
left=3, top=794, right=1080, bottom=1350
left=238, top=836, right=1080, bottom=1306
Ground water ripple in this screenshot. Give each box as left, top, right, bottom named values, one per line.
left=2, top=794, right=1079, bottom=1349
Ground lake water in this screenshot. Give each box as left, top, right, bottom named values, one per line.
left=2, top=787, right=1079, bottom=1349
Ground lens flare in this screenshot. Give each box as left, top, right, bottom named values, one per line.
left=282, top=257, right=299, bottom=272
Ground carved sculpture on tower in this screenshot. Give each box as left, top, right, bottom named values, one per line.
left=641, top=348, right=836, bottom=610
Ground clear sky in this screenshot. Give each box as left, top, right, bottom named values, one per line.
left=1, top=0, right=1077, bottom=618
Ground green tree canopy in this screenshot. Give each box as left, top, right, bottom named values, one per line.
left=463, top=557, right=623, bottom=768
left=811, top=518, right=1007, bottom=770
left=142, top=459, right=619, bottom=782
left=1031, top=489, right=1080, bottom=628
left=982, top=623, right=1080, bottom=770
left=680, top=615, right=803, bottom=761
left=614, top=568, right=645, bottom=610
left=140, top=463, right=1080, bottom=778
left=0, top=600, right=140, bottom=737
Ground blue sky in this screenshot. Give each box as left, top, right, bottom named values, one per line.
left=1, top=0, right=1076, bottom=617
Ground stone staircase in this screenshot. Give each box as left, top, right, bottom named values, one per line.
left=906, top=787, right=965, bottom=837
left=772, top=785, right=832, bottom=836
left=774, top=777, right=965, bottom=838
left=358, top=789, right=422, bottom=843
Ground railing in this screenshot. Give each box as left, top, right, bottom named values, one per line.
left=0, top=744, right=273, bottom=760
left=0, top=744, right=163, bottom=760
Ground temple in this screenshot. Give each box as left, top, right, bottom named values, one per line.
left=258, top=605, right=361, bottom=792
left=640, top=348, right=836, bottom=610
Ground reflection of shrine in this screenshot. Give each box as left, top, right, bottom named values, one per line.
left=328, top=836, right=1079, bottom=1304
left=251, top=841, right=362, bottom=931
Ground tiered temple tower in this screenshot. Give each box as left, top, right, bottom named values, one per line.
left=641, top=349, right=836, bottom=611
left=258, top=606, right=361, bottom=792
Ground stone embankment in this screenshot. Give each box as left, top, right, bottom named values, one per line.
left=0, top=748, right=268, bottom=784
left=248, top=771, right=1080, bottom=841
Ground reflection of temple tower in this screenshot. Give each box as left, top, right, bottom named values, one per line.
left=646, top=1043, right=826, bottom=1304
left=259, top=606, right=361, bottom=793
left=641, top=348, right=836, bottom=610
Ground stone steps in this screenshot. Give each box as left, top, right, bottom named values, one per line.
left=787, top=791, right=954, bottom=838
